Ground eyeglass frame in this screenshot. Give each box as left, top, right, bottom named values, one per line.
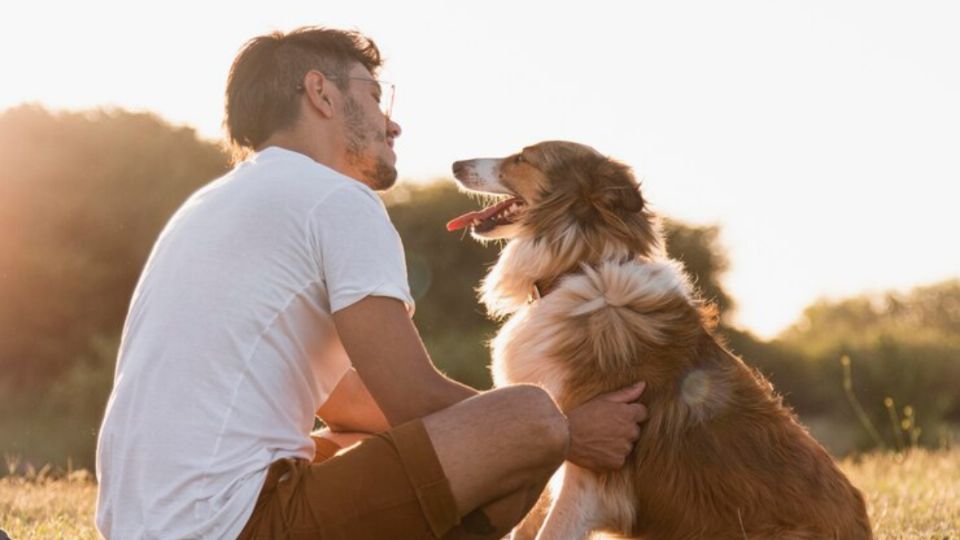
left=295, top=73, right=395, bottom=119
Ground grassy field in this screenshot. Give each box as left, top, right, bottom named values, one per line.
left=1, top=450, right=958, bottom=539
left=842, top=449, right=959, bottom=538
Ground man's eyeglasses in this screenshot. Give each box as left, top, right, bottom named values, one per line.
left=296, top=74, right=395, bottom=119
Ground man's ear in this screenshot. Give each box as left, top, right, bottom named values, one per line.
left=302, top=70, right=335, bottom=118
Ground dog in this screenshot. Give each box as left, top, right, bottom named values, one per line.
left=447, top=141, right=872, bottom=539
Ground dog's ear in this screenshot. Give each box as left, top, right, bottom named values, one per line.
left=591, top=158, right=645, bottom=215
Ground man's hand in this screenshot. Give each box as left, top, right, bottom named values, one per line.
left=565, top=381, right=648, bottom=471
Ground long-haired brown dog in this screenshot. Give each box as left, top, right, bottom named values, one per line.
left=447, top=141, right=872, bottom=540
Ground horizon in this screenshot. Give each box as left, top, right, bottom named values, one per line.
left=2, top=0, right=958, bottom=338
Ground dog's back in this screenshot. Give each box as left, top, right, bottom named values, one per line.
left=492, top=258, right=872, bottom=539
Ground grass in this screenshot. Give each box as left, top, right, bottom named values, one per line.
left=844, top=449, right=960, bottom=538
left=0, top=470, right=97, bottom=540
left=1, top=450, right=958, bottom=539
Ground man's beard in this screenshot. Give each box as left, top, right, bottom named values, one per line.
left=344, top=97, right=398, bottom=190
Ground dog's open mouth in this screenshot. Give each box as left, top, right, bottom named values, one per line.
left=446, top=197, right=526, bottom=233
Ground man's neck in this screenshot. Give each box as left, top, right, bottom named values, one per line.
left=257, top=132, right=328, bottom=165
left=257, top=132, right=376, bottom=190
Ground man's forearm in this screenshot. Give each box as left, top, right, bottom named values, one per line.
left=321, top=368, right=478, bottom=431
left=376, top=371, right=478, bottom=426
left=431, top=374, right=480, bottom=410
left=333, top=296, right=482, bottom=427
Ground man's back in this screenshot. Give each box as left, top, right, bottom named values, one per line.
left=95, top=147, right=412, bottom=539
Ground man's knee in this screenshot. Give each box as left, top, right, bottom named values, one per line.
left=494, top=385, right=568, bottom=466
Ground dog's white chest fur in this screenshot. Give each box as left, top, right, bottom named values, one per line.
left=489, top=303, right=570, bottom=396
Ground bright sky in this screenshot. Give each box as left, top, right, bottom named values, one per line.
left=2, top=0, right=958, bottom=338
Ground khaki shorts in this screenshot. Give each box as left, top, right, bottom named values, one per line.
left=237, top=420, right=461, bottom=540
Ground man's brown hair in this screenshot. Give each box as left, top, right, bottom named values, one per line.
left=223, top=27, right=383, bottom=158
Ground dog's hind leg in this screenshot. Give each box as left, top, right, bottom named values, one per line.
left=535, top=465, right=602, bottom=540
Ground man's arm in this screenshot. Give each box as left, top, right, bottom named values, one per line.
left=332, top=294, right=649, bottom=471
left=315, top=367, right=391, bottom=434
left=332, top=295, right=478, bottom=425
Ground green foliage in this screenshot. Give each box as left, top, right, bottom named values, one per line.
left=781, top=280, right=960, bottom=355
left=384, top=182, right=501, bottom=389
left=0, top=335, right=118, bottom=472
left=0, top=105, right=229, bottom=471
left=662, top=218, right=734, bottom=317
left=769, top=281, right=960, bottom=450
left=0, top=105, right=230, bottom=394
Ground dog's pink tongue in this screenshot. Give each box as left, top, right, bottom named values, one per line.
left=446, top=211, right=483, bottom=232
left=445, top=198, right=519, bottom=232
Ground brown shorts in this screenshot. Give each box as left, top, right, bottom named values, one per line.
left=237, top=420, right=461, bottom=540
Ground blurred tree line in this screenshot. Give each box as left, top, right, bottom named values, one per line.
left=0, top=105, right=957, bottom=473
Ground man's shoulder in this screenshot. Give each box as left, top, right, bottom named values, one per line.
left=243, top=147, right=383, bottom=209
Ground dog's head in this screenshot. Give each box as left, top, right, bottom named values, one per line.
left=448, top=141, right=659, bottom=258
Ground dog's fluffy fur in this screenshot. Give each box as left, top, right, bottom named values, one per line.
left=450, top=141, right=872, bottom=539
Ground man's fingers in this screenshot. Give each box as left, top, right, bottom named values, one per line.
left=603, top=380, right=647, bottom=403
left=632, top=403, right=649, bottom=423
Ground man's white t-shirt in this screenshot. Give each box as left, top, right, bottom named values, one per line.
left=95, top=147, right=415, bottom=539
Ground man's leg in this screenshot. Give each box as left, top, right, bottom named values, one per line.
left=239, top=384, right=566, bottom=540
left=314, top=414, right=555, bottom=540
left=423, top=384, right=568, bottom=538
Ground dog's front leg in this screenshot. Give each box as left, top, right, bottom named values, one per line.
left=535, top=464, right=600, bottom=540
left=511, top=483, right=551, bottom=540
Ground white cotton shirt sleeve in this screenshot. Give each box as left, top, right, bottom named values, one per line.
left=312, top=184, right=416, bottom=316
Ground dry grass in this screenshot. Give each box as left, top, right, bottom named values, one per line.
left=842, top=449, right=960, bottom=538
left=0, top=450, right=958, bottom=539
left=0, top=470, right=98, bottom=539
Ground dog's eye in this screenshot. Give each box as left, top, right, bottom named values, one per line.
left=514, top=155, right=525, bottom=165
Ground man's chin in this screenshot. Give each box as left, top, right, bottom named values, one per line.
left=346, top=148, right=397, bottom=190
left=366, top=160, right=398, bottom=191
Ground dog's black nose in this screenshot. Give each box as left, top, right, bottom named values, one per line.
left=452, top=160, right=466, bottom=176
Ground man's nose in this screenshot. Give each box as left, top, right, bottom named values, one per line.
left=387, top=118, right=402, bottom=139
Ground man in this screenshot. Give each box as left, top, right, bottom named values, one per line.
left=96, top=27, right=649, bottom=539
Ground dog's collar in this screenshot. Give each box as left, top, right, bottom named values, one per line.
left=526, top=254, right=640, bottom=304
left=527, top=282, right=543, bottom=304
left=527, top=277, right=559, bottom=304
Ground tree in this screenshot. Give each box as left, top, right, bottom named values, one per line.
left=0, top=105, right=230, bottom=393
left=776, top=280, right=960, bottom=449
left=662, top=218, right=734, bottom=318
